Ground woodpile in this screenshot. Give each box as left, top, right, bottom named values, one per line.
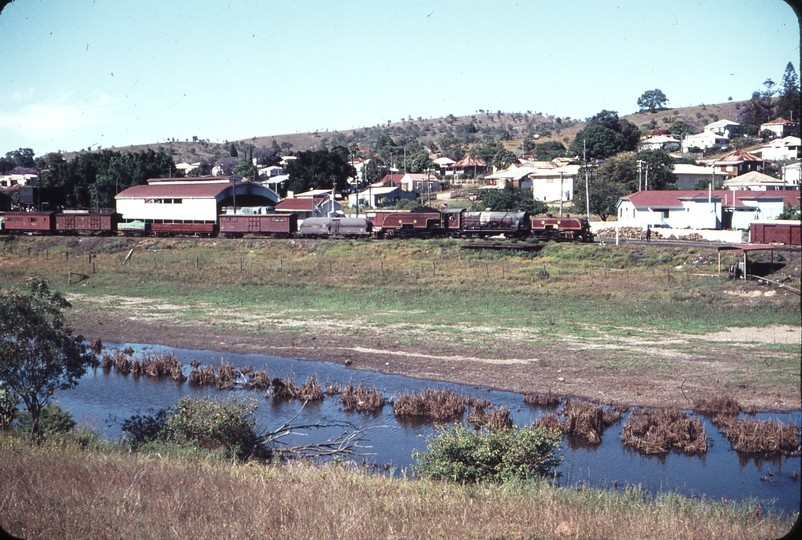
left=595, top=226, right=705, bottom=242
left=621, top=408, right=708, bottom=455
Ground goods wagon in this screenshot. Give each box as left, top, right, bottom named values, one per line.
left=55, top=211, right=118, bottom=235
left=297, top=217, right=372, bottom=238
left=749, top=221, right=801, bottom=245
left=1, top=211, right=56, bottom=233
left=219, top=213, right=298, bottom=237
left=150, top=220, right=217, bottom=237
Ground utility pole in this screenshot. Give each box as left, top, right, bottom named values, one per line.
left=583, top=140, right=590, bottom=221
left=637, top=160, right=644, bottom=191
left=559, top=171, right=564, bottom=217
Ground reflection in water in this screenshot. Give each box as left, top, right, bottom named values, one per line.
left=55, top=342, right=801, bottom=516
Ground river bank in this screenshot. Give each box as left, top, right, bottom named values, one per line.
left=70, top=308, right=801, bottom=413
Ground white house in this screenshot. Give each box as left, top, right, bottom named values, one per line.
left=760, top=117, right=795, bottom=138
left=115, top=177, right=279, bottom=223
left=723, top=170, right=797, bottom=191
left=347, top=186, right=416, bottom=208
left=782, top=162, right=801, bottom=186
left=703, top=119, right=739, bottom=137
left=681, top=131, right=730, bottom=153
left=757, top=136, right=801, bottom=162
left=616, top=189, right=800, bottom=231
left=638, top=135, right=680, bottom=152
left=527, top=164, right=579, bottom=202
left=433, top=157, right=456, bottom=176
left=673, top=163, right=714, bottom=190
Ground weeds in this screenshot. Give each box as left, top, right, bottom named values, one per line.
left=621, top=408, right=709, bottom=455
left=532, top=399, right=622, bottom=444
left=341, top=382, right=385, bottom=412
left=393, top=389, right=466, bottom=420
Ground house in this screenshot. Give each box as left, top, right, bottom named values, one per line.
left=757, top=136, right=801, bottom=162
left=673, top=163, right=714, bottom=190
left=400, top=173, right=442, bottom=194
left=760, top=117, right=796, bottom=138
left=782, top=162, right=801, bottom=186
left=703, top=119, right=739, bottom=137
left=527, top=164, right=579, bottom=202
left=616, top=189, right=800, bottom=230
left=175, top=162, right=201, bottom=175
left=115, top=177, right=279, bottom=223
left=259, top=165, right=285, bottom=177
left=637, top=135, right=680, bottom=152
left=433, top=157, right=456, bottom=176
left=484, top=166, right=534, bottom=189
left=378, top=173, right=405, bottom=188
left=274, top=194, right=341, bottom=219
left=712, top=150, right=762, bottom=177
left=0, top=172, right=38, bottom=188
left=452, top=156, right=487, bottom=176
left=681, top=131, right=729, bottom=153
left=723, top=170, right=797, bottom=191
left=347, top=186, right=416, bottom=209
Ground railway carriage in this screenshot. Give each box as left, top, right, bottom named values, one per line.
left=219, top=213, right=298, bottom=238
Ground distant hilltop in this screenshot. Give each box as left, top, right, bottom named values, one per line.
left=65, top=100, right=747, bottom=165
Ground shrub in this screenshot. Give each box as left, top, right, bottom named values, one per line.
left=15, top=403, right=75, bottom=439
left=413, top=423, right=562, bottom=483
left=121, top=408, right=169, bottom=450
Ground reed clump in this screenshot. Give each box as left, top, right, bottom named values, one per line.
left=187, top=360, right=266, bottom=390
left=101, top=349, right=185, bottom=382
left=524, top=389, right=559, bottom=407
left=532, top=399, right=621, bottom=444
left=694, top=395, right=798, bottom=455
left=393, top=389, right=466, bottom=420
left=298, top=375, right=324, bottom=401
left=341, top=382, right=385, bottom=412
left=621, top=408, right=709, bottom=455
left=467, top=405, right=513, bottom=431
left=270, top=375, right=300, bottom=399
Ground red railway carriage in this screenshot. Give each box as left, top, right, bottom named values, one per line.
left=219, top=213, right=298, bottom=237
left=749, top=221, right=801, bottom=245
left=150, top=220, right=217, bottom=237
left=530, top=216, right=594, bottom=242
left=1, top=211, right=56, bottom=233
left=366, top=210, right=443, bottom=238
left=55, top=211, right=118, bottom=235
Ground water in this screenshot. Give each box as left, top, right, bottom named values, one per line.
left=55, top=342, right=801, bottom=516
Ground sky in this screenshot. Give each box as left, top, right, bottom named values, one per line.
left=0, top=0, right=799, bottom=157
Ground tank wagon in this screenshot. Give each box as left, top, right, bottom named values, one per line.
left=297, top=217, right=373, bottom=238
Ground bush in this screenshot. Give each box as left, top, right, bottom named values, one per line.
left=413, top=423, right=562, bottom=483
left=121, top=408, right=169, bottom=450
left=15, top=403, right=75, bottom=439
left=163, top=396, right=261, bottom=460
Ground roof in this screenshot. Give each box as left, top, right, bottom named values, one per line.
left=380, top=173, right=405, bottom=185
left=454, top=156, right=487, bottom=168
left=704, top=119, right=739, bottom=129
left=673, top=163, right=712, bottom=175
left=295, top=189, right=332, bottom=198
left=485, top=168, right=536, bottom=180
left=274, top=198, right=319, bottom=211
left=116, top=182, right=230, bottom=199
left=357, top=186, right=404, bottom=195
left=640, top=135, right=679, bottom=144
left=715, top=149, right=760, bottom=163
left=762, top=117, right=794, bottom=125
left=433, top=157, right=456, bottom=166
left=528, top=164, right=581, bottom=178
left=619, top=189, right=801, bottom=209
left=723, top=171, right=784, bottom=186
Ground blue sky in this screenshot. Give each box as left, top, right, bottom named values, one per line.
left=0, top=0, right=798, bottom=156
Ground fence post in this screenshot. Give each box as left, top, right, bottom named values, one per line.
left=604, top=263, right=607, bottom=278
left=88, top=253, right=92, bottom=264
left=92, top=262, right=96, bottom=274
left=280, top=259, right=283, bottom=271
left=67, top=271, right=71, bottom=285
left=485, top=263, right=489, bottom=277
left=431, top=261, right=435, bottom=277
left=240, top=257, right=243, bottom=271
left=65, top=252, right=69, bottom=262
left=27, top=247, right=31, bottom=256
left=195, top=257, right=199, bottom=269
left=380, top=260, right=383, bottom=274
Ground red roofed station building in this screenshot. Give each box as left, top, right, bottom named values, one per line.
left=616, top=189, right=800, bottom=230
left=115, top=177, right=279, bottom=225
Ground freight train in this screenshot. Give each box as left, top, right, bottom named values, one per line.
left=0, top=207, right=594, bottom=243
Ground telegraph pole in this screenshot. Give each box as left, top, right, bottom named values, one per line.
left=583, top=140, right=590, bottom=221
left=559, top=171, right=564, bottom=217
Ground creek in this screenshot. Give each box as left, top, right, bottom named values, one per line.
left=55, top=342, right=801, bottom=516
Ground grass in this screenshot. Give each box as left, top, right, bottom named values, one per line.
left=0, top=433, right=794, bottom=540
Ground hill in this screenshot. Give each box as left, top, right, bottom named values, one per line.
left=66, top=100, right=750, bottom=165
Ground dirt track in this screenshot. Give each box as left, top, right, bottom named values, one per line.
left=69, top=307, right=801, bottom=413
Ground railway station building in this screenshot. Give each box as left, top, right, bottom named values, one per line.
left=115, top=177, right=279, bottom=224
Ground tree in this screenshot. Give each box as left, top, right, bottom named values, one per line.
left=284, top=146, right=356, bottom=193
left=4, top=148, right=36, bottom=169
left=776, top=62, right=800, bottom=123
left=637, top=89, right=669, bottom=112
left=572, top=168, right=628, bottom=221
left=531, top=141, right=567, bottom=161
left=474, top=182, right=547, bottom=214
left=233, top=157, right=258, bottom=180
left=570, top=110, right=640, bottom=159
left=0, top=280, right=95, bottom=441
left=737, top=91, right=774, bottom=126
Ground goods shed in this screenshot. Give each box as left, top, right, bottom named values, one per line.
left=115, top=177, right=279, bottom=224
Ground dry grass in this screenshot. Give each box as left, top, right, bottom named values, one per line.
left=0, top=437, right=793, bottom=540
left=466, top=405, right=514, bottom=431
left=695, top=395, right=800, bottom=456
left=101, top=349, right=185, bottom=382
left=532, top=400, right=621, bottom=445
left=340, top=382, right=385, bottom=413
left=621, top=409, right=709, bottom=455
left=524, top=389, right=559, bottom=407
left=393, top=389, right=466, bottom=420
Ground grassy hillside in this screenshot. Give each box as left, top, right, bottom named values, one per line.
left=65, top=100, right=750, bottom=165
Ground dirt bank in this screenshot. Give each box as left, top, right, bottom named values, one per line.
left=69, top=309, right=801, bottom=413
